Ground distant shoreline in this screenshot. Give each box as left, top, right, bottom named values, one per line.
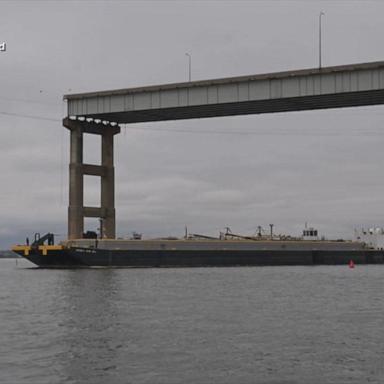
left=0, top=251, right=20, bottom=258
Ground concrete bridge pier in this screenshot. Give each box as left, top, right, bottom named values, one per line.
left=63, top=118, right=120, bottom=239
left=101, top=130, right=116, bottom=238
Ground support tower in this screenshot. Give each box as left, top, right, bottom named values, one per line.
left=63, top=118, right=120, bottom=239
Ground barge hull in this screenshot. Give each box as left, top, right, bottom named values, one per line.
left=17, top=248, right=384, bottom=268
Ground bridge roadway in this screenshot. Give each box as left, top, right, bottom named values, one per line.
left=65, top=61, right=384, bottom=124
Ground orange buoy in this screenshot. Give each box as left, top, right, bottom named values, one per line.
left=349, top=259, right=355, bottom=268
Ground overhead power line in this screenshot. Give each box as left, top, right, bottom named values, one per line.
left=0, top=111, right=60, bottom=122
left=2, top=110, right=384, bottom=136
left=0, top=95, right=61, bottom=107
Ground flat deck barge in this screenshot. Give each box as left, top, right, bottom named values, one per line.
left=12, top=237, right=384, bottom=268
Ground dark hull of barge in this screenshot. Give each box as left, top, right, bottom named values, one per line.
left=15, top=247, right=384, bottom=268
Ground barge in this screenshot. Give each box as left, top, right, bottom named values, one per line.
left=12, top=228, right=384, bottom=268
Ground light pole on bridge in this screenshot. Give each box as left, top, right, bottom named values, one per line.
left=319, top=11, right=325, bottom=69
left=185, top=52, right=191, bottom=82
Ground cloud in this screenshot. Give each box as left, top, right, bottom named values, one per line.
left=2, top=1, right=384, bottom=248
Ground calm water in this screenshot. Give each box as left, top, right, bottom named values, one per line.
left=0, top=259, right=383, bottom=384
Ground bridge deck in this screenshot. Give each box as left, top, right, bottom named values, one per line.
left=64, top=61, right=384, bottom=124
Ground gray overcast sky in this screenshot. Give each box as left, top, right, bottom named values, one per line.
left=1, top=0, right=384, bottom=248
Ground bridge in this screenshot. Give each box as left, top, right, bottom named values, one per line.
left=63, top=61, right=384, bottom=239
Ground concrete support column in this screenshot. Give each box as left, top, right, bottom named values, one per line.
left=101, top=131, right=116, bottom=238
left=68, top=126, right=84, bottom=239
left=64, top=118, right=120, bottom=240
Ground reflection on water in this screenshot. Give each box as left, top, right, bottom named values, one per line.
left=54, top=270, right=122, bottom=383
left=1, top=258, right=384, bottom=384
